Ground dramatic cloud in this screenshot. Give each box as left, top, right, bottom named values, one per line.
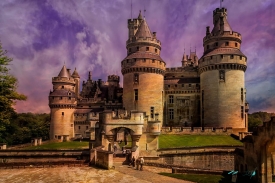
left=0, top=0, right=274, bottom=113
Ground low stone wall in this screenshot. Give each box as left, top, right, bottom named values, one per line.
left=144, top=146, right=240, bottom=171
left=161, top=127, right=233, bottom=135
left=90, top=147, right=114, bottom=170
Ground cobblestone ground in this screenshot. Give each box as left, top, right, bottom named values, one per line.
left=0, top=165, right=194, bottom=183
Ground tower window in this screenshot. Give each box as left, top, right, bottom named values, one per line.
left=182, top=84, right=184, bottom=87
left=69, top=97, right=71, bottom=100
left=129, top=48, right=131, bottom=52
left=241, top=106, right=244, bottom=118
left=221, top=55, right=223, bottom=59
left=134, top=89, right=138, bottom=101
left=60, top=97, right=62, bottom=100
left=152, top=59, right=155, bottom=63
left=150, top=107, right=154, bottom=118
left=189, top=84, right=192, bottom=87
left=230, top=55, right=234, bottom=59
left=215, top=42, right=218, bottom=46
left=225, top=42, right=229, bottom=46
left=62, top=86, right=64, bottom=89
left=235, top=43, right=238, bottom=47
left=175, top=85, right=177, bottom=87
left=62, top=112, right=64, bottom=116
left=168, top=85, right=170, bottom=88
left=207, top=45, right=209, bottom=49
left=137, top=47, right=139, bottom=51
left=169, top=109, right=174, bottom=120
left=86, top=126, right=88, bottom=130
left=134, top=73, right=139, bottom=83
left=127, top=59, right=129, bottom=63
left=241, top=88, right=244, bottom=101
left=78, top=126, right=80, bottom=130
left=143, top=59, right=146, bottom=62
left=146, top=47, right=149, bottom=51
left=155, top=48, right=157, bottom=53
left=169, top=95, right=174, bottom=104
left=240, top=56, right=242, bottom=60
left=210, top=56, right=213, bottom=59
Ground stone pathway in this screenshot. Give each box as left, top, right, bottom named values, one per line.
left=0, top=164, right=194, bottom=183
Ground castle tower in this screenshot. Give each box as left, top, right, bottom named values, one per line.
left=71, top=68, right=80, bottom=98
left=49, top=65, right=77, bottom=140
left=121, top=12, right=166, bottom=154
left=198, top=8, right=248, bottom=132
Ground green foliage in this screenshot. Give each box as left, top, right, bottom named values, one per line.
left=159, top=173, right=232, bottom=183
left=159, top=135, right=242, bottom=149
left=248, top=112, right=274, bottom=131
left=0, top=41, right=27, bottom=143
left=23, top=141, right=89, bottom=150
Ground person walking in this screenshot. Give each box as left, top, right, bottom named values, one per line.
left=136, top=157, right=140, bottom=170
left=131, top=156, right=136, bottom=167
left=140, top=157, right=144, bottom=171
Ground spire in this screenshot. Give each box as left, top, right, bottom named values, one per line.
left=88, top=71, right=92, bottom=81
left=58, top=65, right=70, bottom=78
left=72, top=68, right=80, bottom=78
left=135, top=18, right=152, bottom=38
left=138, top=10, right=143, bottom=20
left=182, top=49, right=187, bottom=61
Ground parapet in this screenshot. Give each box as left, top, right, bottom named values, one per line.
left=161, top=127, right=233, bottom=135
left=52, top=76, right=75, bottom=84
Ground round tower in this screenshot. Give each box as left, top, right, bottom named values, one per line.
left=198, top=8, right=248, bottom=131
left=49, top=65, right=77, bottom=140
left=121, top=11, right=166, bottom=128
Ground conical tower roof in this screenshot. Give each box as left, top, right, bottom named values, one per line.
left=211, top=16, right=232, bottom=34
left=138, top=10, right=143, bottom=20
left=72, top=68, right=80, bottom=78
left=135, top=19, right=153, bottom=38
left=58, top=65, right=70, bottom=78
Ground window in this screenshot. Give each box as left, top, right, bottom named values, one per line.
left=71, top=124, right=73, bottom=127
left=230, top=55, right=234, bottom=59
left=189, top=84, right=192, bottom=87
left=241, top=106, right=244, bottom=118
left=241, top=88, right=243, bottom=101
left=207, top=45, right=209, bottom=49
left=62, top=86, right=64, bottom=89
left=169, top=109, right=174, bottom=120
left=62, top=112, right=64, bottom=116
left=168, top=85, right=170, bottom=88
left=169, top=95, right=174, bottom=104
left=86, top=126, right=88, bottom=130
left=202, top=90, right=204, bottom=119
left=60, top=97, right=62, bottom=100
left=150, top=107, right=154, bottom=118
left=215, top=42, right=218, bottom=46
left=225, top=42, right=229, bottom=46
left=146, top=47, right=149, bottom=51
left=134, top=73, right=139, bottom=83
left=221, top=55, right=223, bottom=59
left=69, top=97, right=71, bottom=100
left=235, top=43, right=238, bottom=47
left=155, top=48, right=157, bottom=53
left=143, top=59, right=146, bottom=62
left=182, top=84, right=184, bottom=87
left=175, top=85, right=177, bottom=87
left=210, top=56, right=213, bottom=59
left=134, top=89, right=138, bottom=101
left=152, top=59, right=155, bottom=63
left=78, top=126, right=80, bottom=130
left=137, top=46, right=139, bottom=51
left=129, top=48, right=131, bottom=52
left=127, top=59, right=129, bottom=63
left=240, top=56, right=242, bottom=60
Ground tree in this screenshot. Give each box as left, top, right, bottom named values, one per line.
left=0, top=41, right=27, bottom=143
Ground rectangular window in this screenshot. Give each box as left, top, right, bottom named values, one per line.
left=143, top=59, right=146, bottom=62
left=62, top=112, right=64, bottom=116
left=169, top=109, right=174, bottom=120
left=189, top=84, right=192, bottom=87
left=235, top=43, right=238, bottom=47
left=134, top=73, right=139, bottom=83
left=129, top=48, right=131, bottom=52
left=152, top=59, right=155, bottom=63
left=182, top=84, right=184, bottom=87
left=69, top=97, right=71, bottom=100
left=240, top=56, right=242, bottom=60
left=241, top=88, right=243, bottom=101
left=225, top=42, right=229, bottom=46
left=134, top=89, right=138, bottom=101
left=137, top=47, right=139, bottom=51
left=78, top=126, right=80, bottom=130
left=169, top=95, right=174, bottom=104
left=86, top=126, right=88, bottom=130
left=230, top=55, right=234, bottom=59
left=215, top=42, right=218, bottom=46
left=221, top=55, right=223, bottom=59
left=168, top=85, right=170, bottom=88
left=155, top=48, right=157, bottom=53
left=210, top=56, right=213, bottom=59
left=150, top=107, right=154, bottom=118
left=146, top=47, right=149, bottom=51
left=241, top=106, right=244, bottom=118
left=60, top=97, right=62, bottom=100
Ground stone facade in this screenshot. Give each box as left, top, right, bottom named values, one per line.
left=49, top=8, right=249, bottom=155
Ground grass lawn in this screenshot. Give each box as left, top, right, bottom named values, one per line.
left=159, top=173, right=232, bottom=183
left=23, top=141, right=89, bottom=150
left=159, top=134, right=242, bottom=149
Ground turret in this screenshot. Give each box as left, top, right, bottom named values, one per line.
left=49, top=65, right=77, bottom=140
left=198, top=7, right=248, bottom=133
left=71, top=68, right=80, bottom=98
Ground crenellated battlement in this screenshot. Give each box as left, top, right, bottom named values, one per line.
left=107, top=75, right=120, bottom=82
left=204, top=31, right=241, bottom=43
left=161, top=126, right=233, bottom=135
left=127, top=37, right=161, bottom=47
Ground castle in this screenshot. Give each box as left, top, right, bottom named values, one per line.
left=49, top=7, right=249, bottom=154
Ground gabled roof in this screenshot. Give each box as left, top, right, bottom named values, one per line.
left=58, top=65, right=71, bottom=78
left=135, top=19, right=153, bottom=38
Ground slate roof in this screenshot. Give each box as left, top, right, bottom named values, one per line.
left=72, top=68, right=80, bottom=78
left=124, top=51, right=164, bottom=61
left=135, top=19, right=152, bottom=38
left=58, top=65, right=71, bottom=78
left=211, top=16, right=233, bottom=34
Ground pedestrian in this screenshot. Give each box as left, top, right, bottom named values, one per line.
left=136, top=157, right=140, bottom=170
left=140, top=157, right=144, bottom=171
left=113, top=144, right=117, bottom=152
left=131, top=156, right=136, bottom=167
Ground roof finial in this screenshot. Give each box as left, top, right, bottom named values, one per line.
left=143, top=5, right=146, bottom=18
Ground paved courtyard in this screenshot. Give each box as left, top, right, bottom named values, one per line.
left=0, top=164, right=194, bottom=183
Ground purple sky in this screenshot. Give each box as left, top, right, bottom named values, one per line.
left=0, top=0, right=274, bottom=114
